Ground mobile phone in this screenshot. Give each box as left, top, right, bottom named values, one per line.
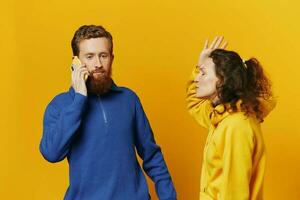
left=71, top=56, right=88, bottom=81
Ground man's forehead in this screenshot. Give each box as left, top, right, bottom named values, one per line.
left=80, top=37, right=109, bottom=43
left=79, top=38, right=111, bottom=53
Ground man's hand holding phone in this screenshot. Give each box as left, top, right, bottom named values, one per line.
left=71, top=56, right=89, bottom=96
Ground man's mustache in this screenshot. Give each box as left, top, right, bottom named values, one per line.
left=91, top=69, right=107, bottom=75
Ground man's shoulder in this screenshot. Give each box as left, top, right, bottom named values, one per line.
left=47, top=88, right=74, bottom=110
left=116, top=86, right=139, bottom=99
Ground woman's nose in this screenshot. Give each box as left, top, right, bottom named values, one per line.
left=194, top=73, right=201, bottom=82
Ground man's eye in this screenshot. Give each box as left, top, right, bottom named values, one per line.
left=86, top=56, right=93, bottom=59
left=101, top=54, right=108, bottom=58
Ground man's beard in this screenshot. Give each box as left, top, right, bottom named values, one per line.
left=86, top=68, right=113, bottom=95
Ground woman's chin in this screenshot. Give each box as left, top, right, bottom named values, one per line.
left=196, top=93, right=207, bottom=98
left=196, top=92, right=212, bottom=99
left=195, top=89, right=204, bottom=97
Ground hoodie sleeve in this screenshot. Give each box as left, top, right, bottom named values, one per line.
left=186, top=66, right=213, bottom=129
left=39, top=92, right=87, bottom=163
left=217, top=120, right=255, bottom=200
left=134, top=96, right=177, bottom=200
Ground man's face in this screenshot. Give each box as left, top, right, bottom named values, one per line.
left=78, top=37, right=114, bottom=79
left=77, top=37, right=114, bottom=94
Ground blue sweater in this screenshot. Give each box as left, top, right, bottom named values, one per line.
left=40, top=83, right=177, bottom=200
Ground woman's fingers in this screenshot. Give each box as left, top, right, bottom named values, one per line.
left=220, top=41, right=228, bottom=49
left=214, top=36, right=224, bottom=48
left=209, top=36, right=219, bottom=49
left=208, top=36, right=228, bottom=50
left=203, top=39, right=209, bottom=50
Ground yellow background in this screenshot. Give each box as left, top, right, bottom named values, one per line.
left=1, top=0, right=300, bottom=199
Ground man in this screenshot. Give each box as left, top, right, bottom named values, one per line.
left=40, top=25, right=177, bottom=200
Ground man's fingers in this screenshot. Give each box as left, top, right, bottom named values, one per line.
left=78, top=67, right=90, bottom=81
left=71, top=70, right=75, bottom=84
left=77, top=68, right=88, bottom=79
left=80, top=64, right=86, bottom=68
left=80, top=68, right=89, bottom=77
left=78, top=67, right=88, bottom=72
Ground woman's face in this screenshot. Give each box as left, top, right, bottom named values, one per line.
left=194, top=57, right=219, bottom=100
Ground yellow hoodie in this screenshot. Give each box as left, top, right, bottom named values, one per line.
left=186, top=66, right=276, bottom=200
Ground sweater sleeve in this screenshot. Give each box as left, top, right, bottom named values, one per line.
left=134, top=96, right=177, bottom=200
left=186, top=66, right=213, bottom=129
left=218, top=121, right=254, bottom=200
left=39, top=92, right=87, bottom=163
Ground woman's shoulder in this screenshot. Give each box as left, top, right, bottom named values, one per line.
left=220, top=111, right=259, bottom=130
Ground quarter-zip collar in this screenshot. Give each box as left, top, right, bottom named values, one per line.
left=68, top=80, right=122, bottom=99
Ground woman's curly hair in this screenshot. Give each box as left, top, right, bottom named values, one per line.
left=209, top=49, right=272, bottom=122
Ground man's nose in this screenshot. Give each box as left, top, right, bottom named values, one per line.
left=94, top=57, right=103, bottom=68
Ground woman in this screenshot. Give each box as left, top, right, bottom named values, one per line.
left=186, top=36, right=276, bottom=200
